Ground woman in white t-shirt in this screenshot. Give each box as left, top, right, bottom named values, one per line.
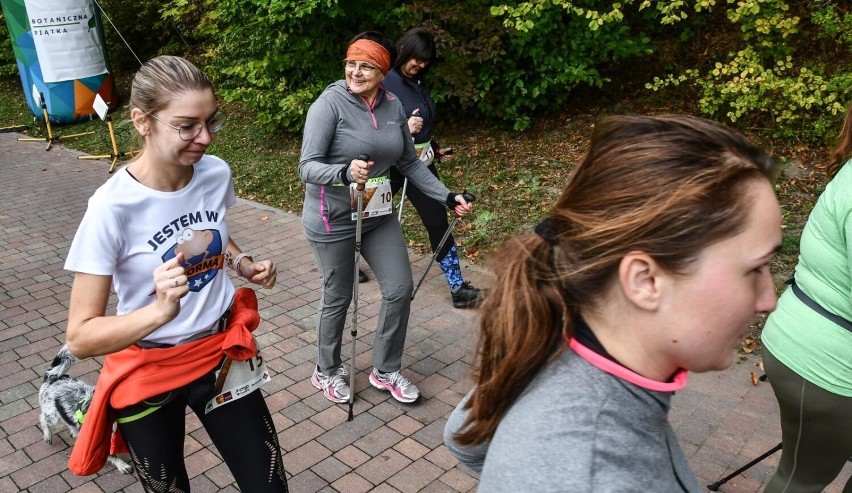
left=64, top=56, right=288, bottom=491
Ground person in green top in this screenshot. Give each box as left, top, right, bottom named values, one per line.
left=761, top=101, right=852, bottom=492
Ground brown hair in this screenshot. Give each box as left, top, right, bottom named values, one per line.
left=130, top=55, right=213, bottom=116
left=828, top=101, right=852, bottom=179
left=456, top=114, right=777, bottom=446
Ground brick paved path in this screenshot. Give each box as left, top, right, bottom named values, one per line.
left=1, top=132, right=849, bottom=492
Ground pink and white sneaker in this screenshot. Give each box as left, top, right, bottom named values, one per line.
left=369, top=368, right=420, bottom=403
left=311, top=366, right=350, bottom=404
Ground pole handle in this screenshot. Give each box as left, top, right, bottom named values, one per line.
left=355, top=153, right=370, bottom=192
left=449, top=190, right=476, bottom=219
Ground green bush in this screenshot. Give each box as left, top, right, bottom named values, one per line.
left=95, top=0, right=179, bottom=70
left=163, top=0, right=363, bottom=132
left=0, top=10, right=17, bottom=78
left=473, top=1, right=655, bottom=129
left=160, top=0, right=660, bottom=132
left=153, top=0, right=852, bottom=141
left=812, top=4, right=852, bottom=47
left=647, top=0, right=852, bottom=142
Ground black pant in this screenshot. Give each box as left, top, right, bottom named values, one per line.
left=390, top=164, right=455, bottom=261
left=764, top=349, right=852, bottom=492
left=117, top=364, right=288, bottom=492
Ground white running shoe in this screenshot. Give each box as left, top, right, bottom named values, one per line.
left=369, top=368, right=420, bottom=403
left=311, top=366, right=350, bottom=404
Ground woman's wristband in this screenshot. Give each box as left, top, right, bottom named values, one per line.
left=233, top=252, right=254, bottom=278
left=446, top=193, right=459, bottom=209
left=339, top=165, right=352, bottom=186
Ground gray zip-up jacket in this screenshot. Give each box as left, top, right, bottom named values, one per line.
left=299, top=81, right=452, bottom=242
left=447, top=341, right=701, bottom=492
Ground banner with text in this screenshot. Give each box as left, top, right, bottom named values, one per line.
left=0, top=0, right=116, bottom=123
left=23, top=0, right=106, bottom=82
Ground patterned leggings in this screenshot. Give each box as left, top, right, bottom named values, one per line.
left=390, top=165, right=465, bottom=291
left=116, top=367, right=288, bottom=492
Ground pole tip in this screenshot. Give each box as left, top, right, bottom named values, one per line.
left=347, top=403, right=354, bottom=421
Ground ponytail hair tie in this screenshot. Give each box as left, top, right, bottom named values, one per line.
left=535, top=218, right=559, bottom=246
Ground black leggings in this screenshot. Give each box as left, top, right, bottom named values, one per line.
left=390, top=164, right=455, bottom=261
left=764, top=348, right=852, bottom=493
left=117, top=367, right=288, bottom=492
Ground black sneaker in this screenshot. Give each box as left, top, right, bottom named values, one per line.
left=451, top=281, right=484, bottom=309
left=359, top=269, right=368, bottom=283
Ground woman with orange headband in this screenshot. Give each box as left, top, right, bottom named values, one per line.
left=298, top=32, right=474, bottom=405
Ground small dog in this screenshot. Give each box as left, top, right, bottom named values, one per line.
left=39, top=345, right=133, bottom=474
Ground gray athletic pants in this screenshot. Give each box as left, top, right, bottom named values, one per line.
left=764, top=348, right=852, bottom=493
left=308, top=215, right=413, bottom=375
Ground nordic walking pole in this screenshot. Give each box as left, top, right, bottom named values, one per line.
left=706, top=442, right=781, bottom=491
left=411, top=191, right=475, bottom=301
left=397, top=177, right=408, bottom=223
left=348, top=153, right=370, bottom=422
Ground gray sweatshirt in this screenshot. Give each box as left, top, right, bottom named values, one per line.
left=299, top=81, right=452, bottom=242
left=447, top=344, right=701, bottom=492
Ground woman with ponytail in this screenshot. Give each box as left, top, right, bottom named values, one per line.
left=444, top=115, right=782, bottom=491
left=760, top=102, right=852, bottom=492
left=64, top=56, right=288, bottom=491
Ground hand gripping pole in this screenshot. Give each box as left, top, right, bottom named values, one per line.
left=411, top=191, right=475, bottom=301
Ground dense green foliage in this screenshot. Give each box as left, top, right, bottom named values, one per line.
left=0, top=0, right=849, bottom=141
left=94, top=0, right=179, bottom=71
left=0, top=10, right=17, bottom=77
left=156, top=0, right=660, bottom=131
left=647, top=0, right=852, bottom=141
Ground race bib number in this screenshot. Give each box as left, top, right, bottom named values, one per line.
left=205, top=345, right=270, bottom=414
left=351, top=177, right=393, bottom=220
left=415, top=141, right=434, bottom=166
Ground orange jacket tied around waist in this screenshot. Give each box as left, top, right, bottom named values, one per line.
left=68, top=287, right=260, bottom=476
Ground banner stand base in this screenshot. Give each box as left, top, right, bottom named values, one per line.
left=16, top=92, right=94, bottom=151
left=0, top=125, right=28, bottom=133
left=77, top=115, right=140, bottom=173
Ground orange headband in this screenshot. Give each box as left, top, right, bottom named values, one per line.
left=346, top=39, right=391, bottom=74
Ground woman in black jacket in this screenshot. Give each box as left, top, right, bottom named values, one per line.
left=383, top=28, right=483, bottom=309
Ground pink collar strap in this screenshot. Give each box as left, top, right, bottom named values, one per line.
left=568, top=338, right=688, bottom=392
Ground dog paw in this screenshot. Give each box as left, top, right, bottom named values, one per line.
left=116, top=460, right=133, bottom=474
left=108, top=455, right=134, bottom=474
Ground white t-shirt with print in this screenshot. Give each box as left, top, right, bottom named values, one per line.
left=65, top=155, right=237, bottom=346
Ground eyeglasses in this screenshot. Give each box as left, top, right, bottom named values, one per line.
left=344, top=60, right=378, bottom=75
left=148, top=112, right=226, bottom=141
